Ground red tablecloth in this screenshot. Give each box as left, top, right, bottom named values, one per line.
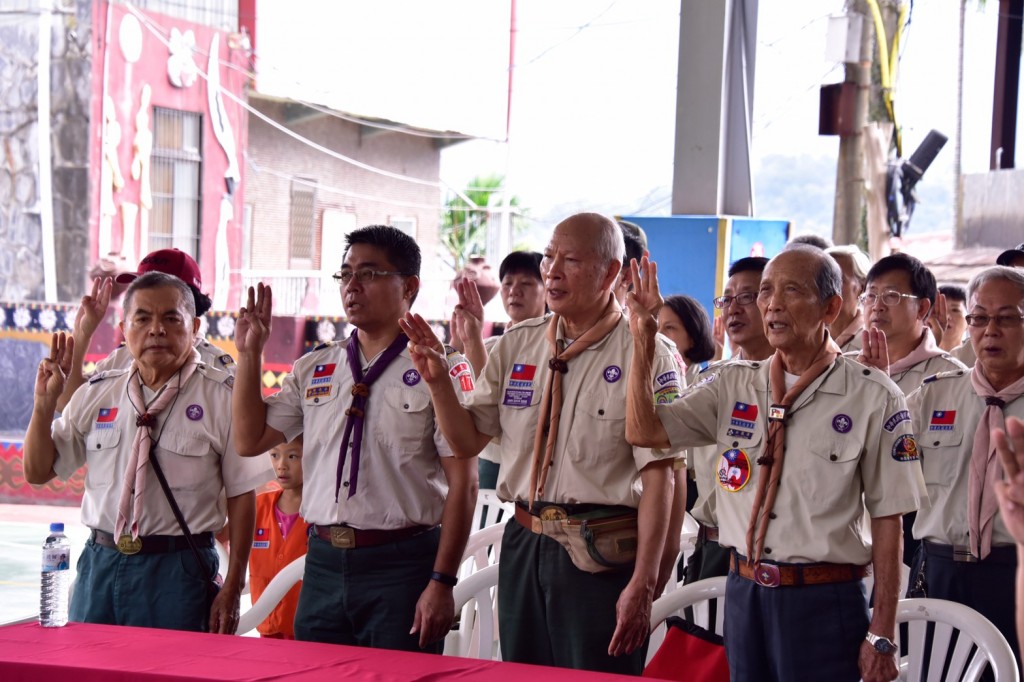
left=0, top=622, right=641, bottom=681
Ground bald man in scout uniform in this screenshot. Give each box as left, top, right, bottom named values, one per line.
left=232, top=225, right=476, bottom=654
left=907, top=265, right=1024, bottom=665
left=24, top=272, right=270, bottom=634
left=401, top=212, right=681, bottom=676
left=626, top=245, right=927, bottom=682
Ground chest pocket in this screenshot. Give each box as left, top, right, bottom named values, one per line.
left=159, top=430, right=218, bottom=490
left=796, top=438, right=862, bottom=503
left=920, top=429, right=964, bottom=488
left=382, top=387, right=434, bottom=448
left=304, top=381, right=340, bottom=408
left=567, top=395, right=627, bottom=463
left=85, top=427, right=122, bottom=490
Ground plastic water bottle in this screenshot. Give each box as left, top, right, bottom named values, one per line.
left=40, top=522, right=71, bottom=627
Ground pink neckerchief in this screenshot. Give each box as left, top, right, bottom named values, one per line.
left=888, top=328, right=945, bottom=376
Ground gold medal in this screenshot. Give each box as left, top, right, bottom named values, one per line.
left=539, top=505, right=568, bottom=521
left=117, top=534, right=142, bottom=555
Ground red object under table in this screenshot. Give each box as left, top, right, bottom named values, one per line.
left=0, top=622, right=642, bottom=681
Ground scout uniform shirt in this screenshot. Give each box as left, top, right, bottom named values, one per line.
left=908, top=369, right=1024, bottom=548
left=96, top=336, right=236, bottom=375
left=654, top=356, right=928, bottom=566
left=465, top=314, right=682, bottom=507
left=265, top=339, right=463, bottom=529
left=51, top=352, right=272, bottom=535
left=687, top=360, right=738, bottom=529
left=951, top=339, right=976, bottom=368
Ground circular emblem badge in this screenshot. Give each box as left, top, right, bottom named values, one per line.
left=186, top=404, right=204, bottom=421
left=832, top=414, right=852, bottom=433
left=717, top=448, right=751, bottom=492
left=603, top=365, right=622, bottom=383
left=403, top=369, right=421, bottom=386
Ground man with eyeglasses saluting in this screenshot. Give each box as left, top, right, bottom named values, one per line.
left=231, top=224, right=476, bottom=653
left=905, top=265, right=1024, bottom=669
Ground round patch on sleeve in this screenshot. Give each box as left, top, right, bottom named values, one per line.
left=717, top=448, right=751, bottom=492
left=891, top=434, right=919, bottom=462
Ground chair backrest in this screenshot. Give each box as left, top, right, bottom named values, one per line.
left=662, top=513, right=701, bottom=595
left=471, top=489, right=515, bottom=531
left=235, top=554, right=306, bottom=635
left=458, top=522, right=505, bottom=580
left=891, top=598, right=1020, bottom=682
left=648, top=576, right=728, bottom=665
left=445, top=563, right=501, bottom=660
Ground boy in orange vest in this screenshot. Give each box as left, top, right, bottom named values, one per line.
left=249, top=437, right=308, bottom=638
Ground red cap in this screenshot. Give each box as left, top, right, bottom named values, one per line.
left=115, top=249, right=203, bottom=289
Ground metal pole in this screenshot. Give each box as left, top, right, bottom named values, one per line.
left=38, top=0, right=58, bottom=301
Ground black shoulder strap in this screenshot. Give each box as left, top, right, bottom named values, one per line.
left=148, top=448, right=212, bottom=579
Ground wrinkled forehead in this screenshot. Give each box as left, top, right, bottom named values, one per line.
left=970, top=278, right=1024, bottom=311
left=763, top=250, right=816, bottom=285
left=125, top=285, right=191, bottom=316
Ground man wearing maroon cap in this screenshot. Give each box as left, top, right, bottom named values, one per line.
left=56, top=249, right=233, bottom=412
left=997, top=243, right=1024, bottom=269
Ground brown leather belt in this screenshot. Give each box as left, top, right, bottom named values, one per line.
left=91, top=529, right=213, bottom=555
left=514, top=504, right=545, bottom=533
left=311, top=523, right=433, bottom=549
left=923, top=540, right=1017, bottom=564
left=698, top=524, right=720, bottom=544
left=730, top=553, right=867, bottom=588
left=513, top=503, right=637, bottom=534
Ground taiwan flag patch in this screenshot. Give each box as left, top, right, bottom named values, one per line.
left=509, top=363, right=537, bottom=388
left=929, top=410, right=956, bottom=431
left=730, top=402, right=758, bottom=429
left=311, top=363, right=336, bottom=386
left=95, top=407, right=118, bottom=429
left=253, top=527, right=270, bottom=549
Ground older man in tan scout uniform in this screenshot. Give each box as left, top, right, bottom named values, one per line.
left=626, top=245, right=927, bottom=682
left=826, top=244, right=871, bottom=354
left=401, top=212, right=680, bottom=675
left=907, top=265, right=1024, bottom=665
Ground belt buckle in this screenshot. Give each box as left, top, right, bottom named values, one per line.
left=754, top=563, right=781, bottom=588
left=117, top=534, right=142, bottom=555
left=539, top=505, right=568, bottom=521
left=953, top=548, right=978, bottom=563
left=329, top=526, right=355, bottom=549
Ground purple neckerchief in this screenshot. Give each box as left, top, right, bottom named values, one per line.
left=335, top=331, right=409, bottom=501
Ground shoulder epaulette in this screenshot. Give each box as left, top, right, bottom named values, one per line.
left=311, top=340, right=337, bottom=352
left=196, top=362, right=234, bottom=388
left=507, top=316, right=548, bottom=333
left=88, top=368, right=127, bottom=384
left=923, top=369, right=968, bottom=384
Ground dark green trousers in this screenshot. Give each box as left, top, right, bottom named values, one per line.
left=498, top=518, right=646, bottom=675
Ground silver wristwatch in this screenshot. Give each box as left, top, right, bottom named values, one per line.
left=866, top=631, right=898, bottom=655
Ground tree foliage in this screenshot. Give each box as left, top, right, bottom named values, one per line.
left=440, top=174, right=524, bottom=270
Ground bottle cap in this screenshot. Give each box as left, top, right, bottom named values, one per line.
left=50, top=522, right=64, bottom=532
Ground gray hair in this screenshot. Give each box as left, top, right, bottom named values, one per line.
left=123, top=271, right=197, bottom=320
left=776, top=244, right=842, bottom=302
left=967, top=265, right=1024, bottom=305
left=825, top=244, right=871, bottom=285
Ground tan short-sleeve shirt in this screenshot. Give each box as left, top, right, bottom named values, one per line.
left=265, top=340, right=460, bottom=529
left=465, top=315, right=682, bottom=507
left=655, top=356, right=927, bottom=565
left=907, top=369, right=1023, bottom=547
left=51, top=356, right=271, bottom=535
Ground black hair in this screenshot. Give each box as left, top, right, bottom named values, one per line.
left=344, top=225, right=422, bottom=278
left=728, top=257, right=769, bottom=278
left=123, top=271, right=196, bottom=319
left=662, top=294, right=716, bottom=364
left=620, top=224, right=645, bottom=269
left=499, top=251, right=543, bottom=282
left=938, top=283, right=966, bottom=304
left=867, top=253, right=937, bottom=306
left=191, top=287, right=213, bottom=316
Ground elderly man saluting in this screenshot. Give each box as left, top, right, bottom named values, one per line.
left=625, top=245, right=927, bottom=682
left=401, top=212, right=680, bottom=675
left=24, top=272, right=271, bottom=633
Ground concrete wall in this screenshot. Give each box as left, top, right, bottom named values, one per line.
left=0, top=0, right=92, bottom=303
left=962, top=168, right=1024, bottom=248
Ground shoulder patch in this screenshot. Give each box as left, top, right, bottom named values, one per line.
left=217, top=353, right=235, bottom=367
left=312, top=340, right=336, bottom=352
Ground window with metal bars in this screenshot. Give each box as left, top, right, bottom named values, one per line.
left=150, top=107, right=203, bottom=260
left=289, top=178, right=318, bottom=268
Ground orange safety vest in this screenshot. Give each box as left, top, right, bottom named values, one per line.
left=248, top=490, right=309, bottom=639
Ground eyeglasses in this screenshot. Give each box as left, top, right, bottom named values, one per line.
left=858, top=291, right=920, bottom=307
left=713, top=292, right=757, bottom=309
left=332, top=269, right=407, bottom=285
left=964, top=313, right=1024, bottom=328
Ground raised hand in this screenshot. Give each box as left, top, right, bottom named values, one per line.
left=74, top=277, right=113, bottom=340
left=994, top=417, right=1024, bottom=545
left=625, top=257, right=663, bottom=339
left=234, top=284, right=273, bottom=354
left=36, top=332, right=74, bottom=406
left=926, top=291, right=948, bottom=348
left=452, top=279, right=484, bottom=348
left=398, top=312, right=449, bottom=384
left=857, top=326, right=890, bottom=374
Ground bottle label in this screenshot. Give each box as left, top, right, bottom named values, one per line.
left=42, top=548, right=70, bottom=572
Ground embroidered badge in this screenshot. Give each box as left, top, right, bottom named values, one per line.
left=654, top=386, right=680, bottom=404
left=883, top=410, right=911, bottom=432
left=718, top=448, right=752, bottom=492
left=218, top=354, right=235, bottom=367
left=185, top=404, right=204, bottom=421
left=95, top=407, right=118, bottom=429
left=697, top=373, right=717, bottom=385
left=509, top=363, right=537, bottom=388
left=603, top=365, right=622, bottom=383
left=832, top=414, right=852, bottom=433
left=503, top=388, right=533, bottom=407
left=306, top=385, right=332, bottom=400
left=726, top=428, right=753, bottom=440
left=311, top=363, right=336, bottom=386
left=224, top=375, right=235, bottom=389
left=449, top=361, right=475, bottom=392
left=252, top=527, right=270, bottom=549
left=891, top=434, right=920, bottom=462
left=403, top=369, right=421, bottom=386
left=928, top=410, right=956, bottom=431
left=656, top=371, right=678, bottom=386
left=730, top=402, right=758, bottom=430
left=768, top=406, right=786, bottom=421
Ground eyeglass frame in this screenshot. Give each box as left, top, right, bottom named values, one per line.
left=964, top=313, right=1024, bottom=329
left=713, top=292, right=757, bottom=309
left=331, top=269, right=409, bottom=285
left=857, top=290, right=921, bottom=307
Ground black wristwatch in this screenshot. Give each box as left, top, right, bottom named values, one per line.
left=865, top=632, right=898, bottom=655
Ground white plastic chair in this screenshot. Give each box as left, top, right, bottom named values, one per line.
left=888, top=598, right=1020, bottom=682
left=458, top=522, right=505, bottom=580
left=471, top=489, right=516, bottom=531
left=663, top=513, right=701, bottom=595
left=647, top=576, right=728, bottom=665
left=444, top=563, right=501, bottom=660
left=235, top=554, right=305, bottom=635
left=862, top=562, right=911, bottom=606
